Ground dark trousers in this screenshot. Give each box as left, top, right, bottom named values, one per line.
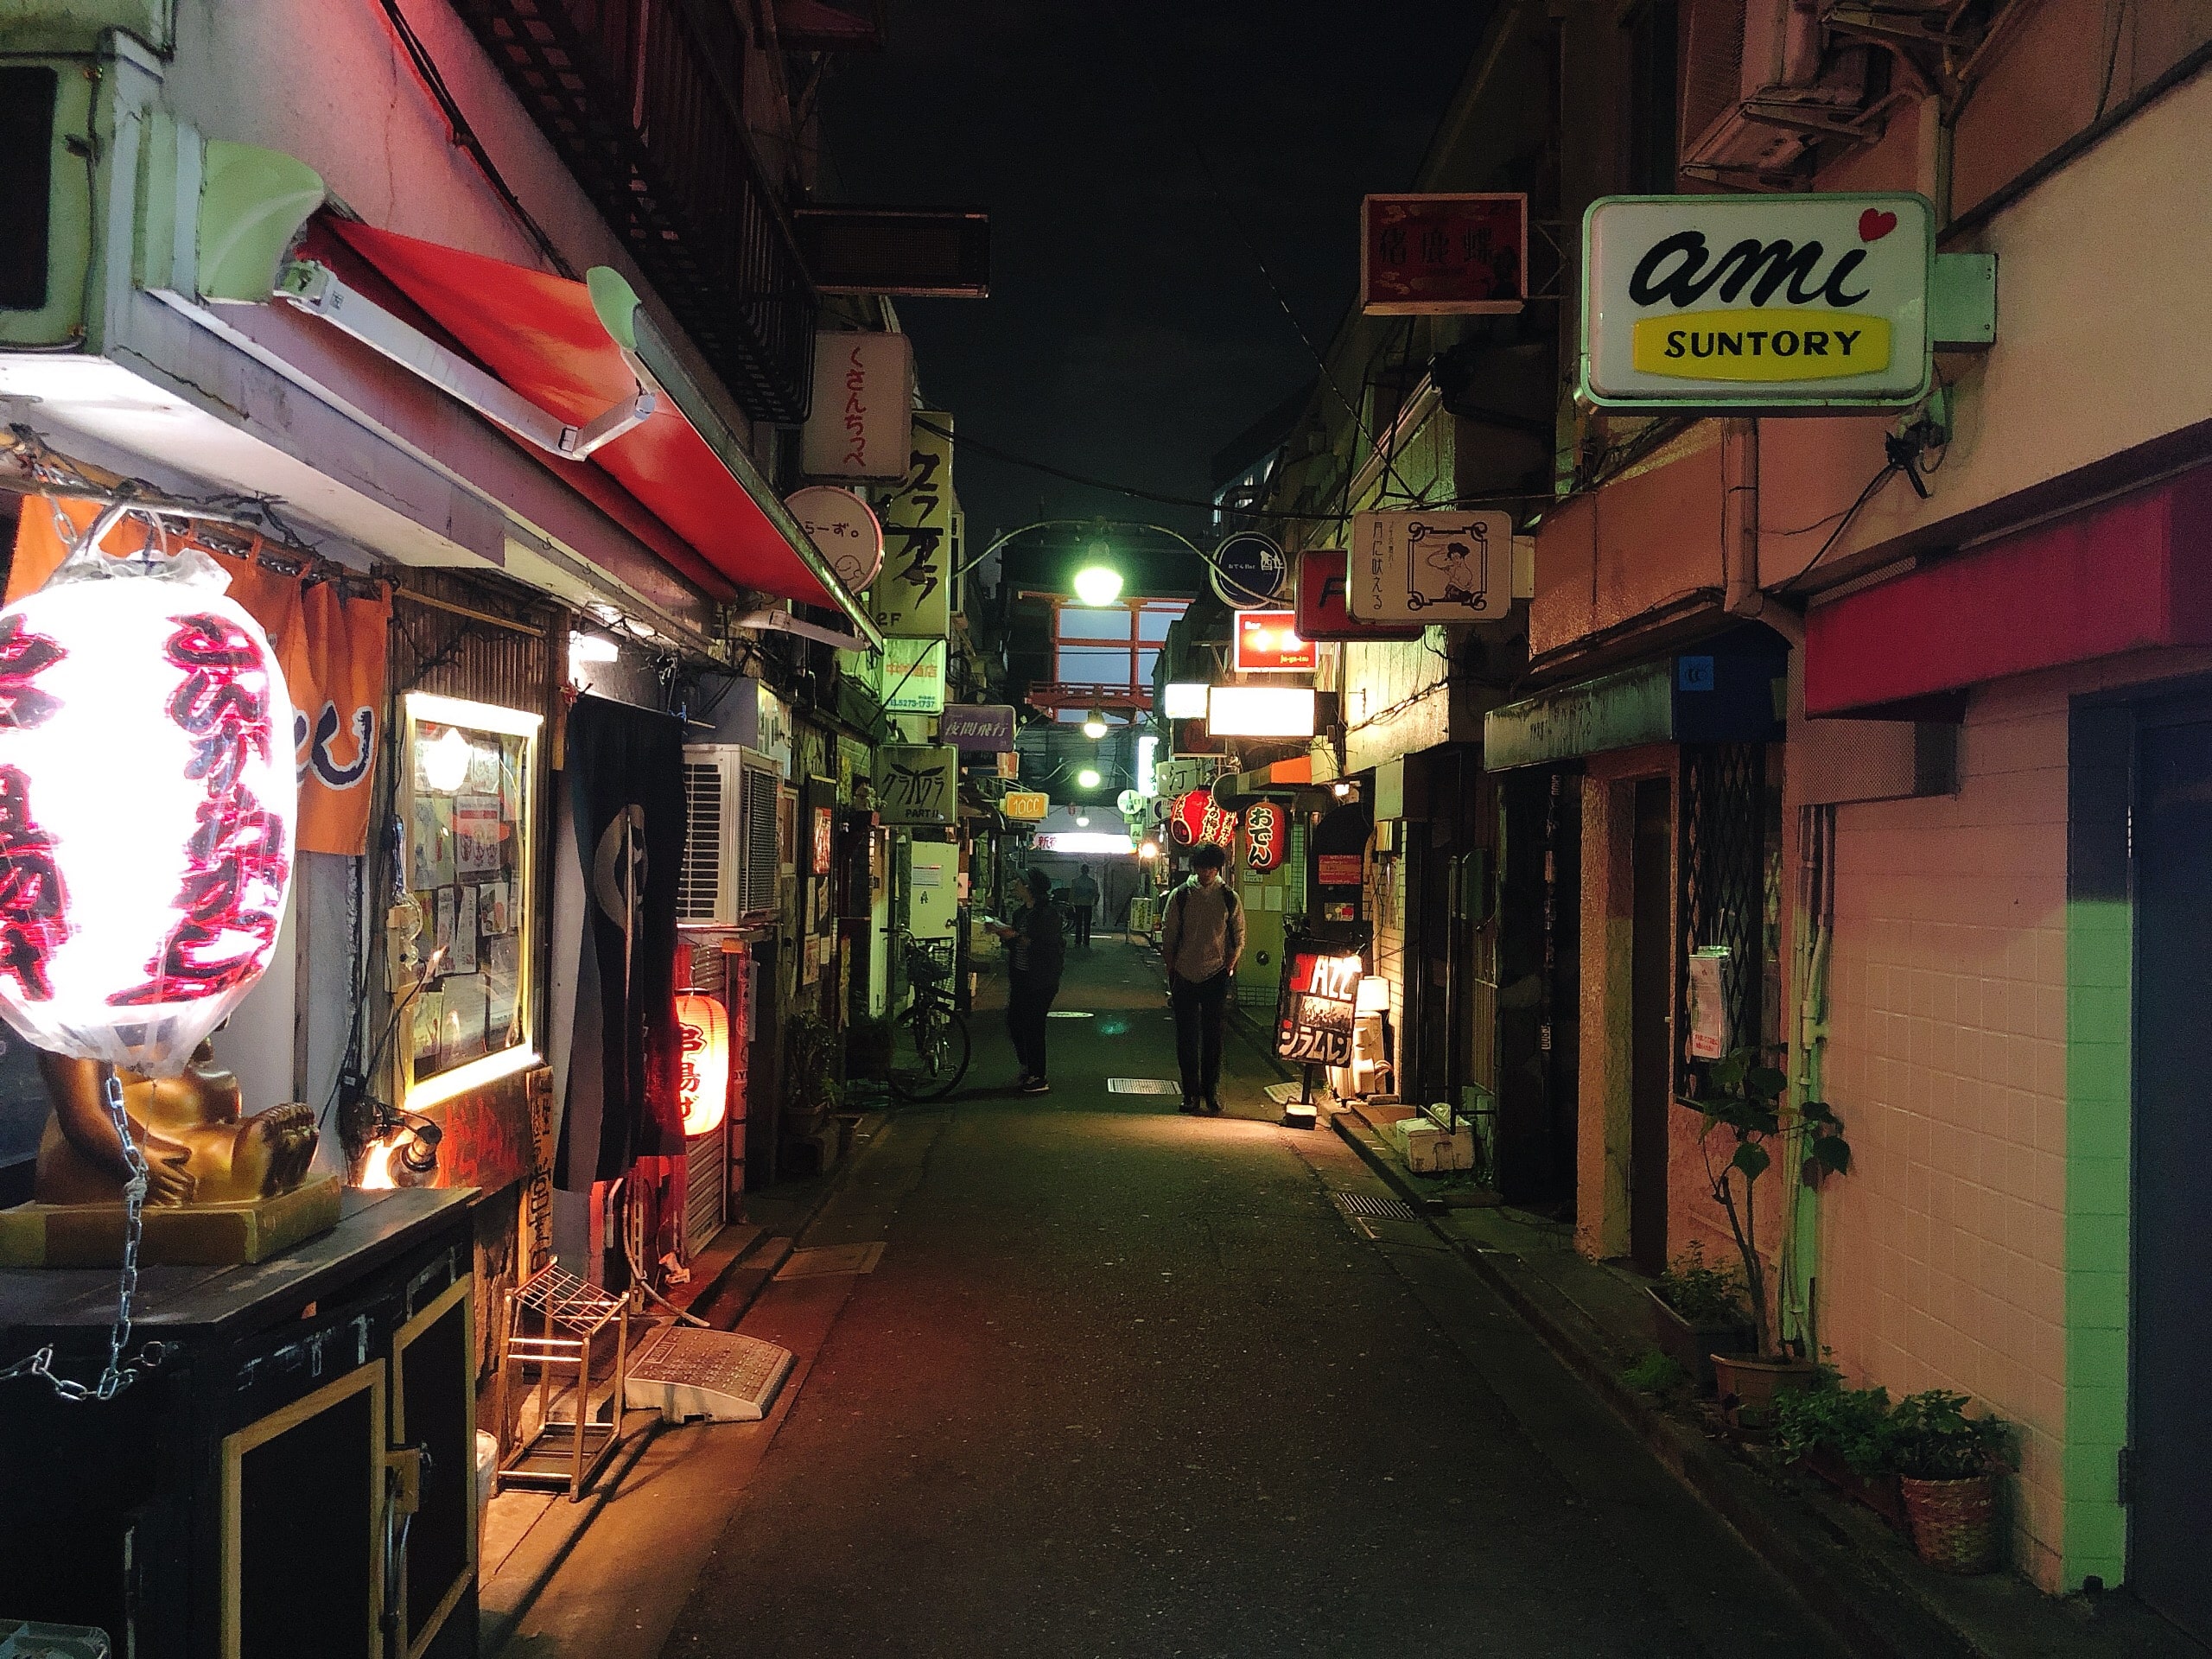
left=1007, top=971, right=1060, bottom=1078
left=1171, top=971, right=1230, bottom=1103
left=1072, top=904, right=1094, bottom=947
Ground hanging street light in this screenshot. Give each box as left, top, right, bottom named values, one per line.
left=1083, top=707, right=1109, bottom=739
left=1077, top=766, right=1103, bottom=790
left=1072, top=564, right=1123, bottom=607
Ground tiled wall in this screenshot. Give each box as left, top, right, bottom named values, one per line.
left=1820, top=674, right=2070, bottom=1588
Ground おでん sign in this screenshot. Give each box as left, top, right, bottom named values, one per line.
left=1581, top=194, right=1933, bottom=410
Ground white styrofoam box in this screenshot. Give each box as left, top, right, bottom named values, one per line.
left=1394, top=1117, right=1475, bottom=1173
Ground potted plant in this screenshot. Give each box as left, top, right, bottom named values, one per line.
left=1647, top=1242, right=1755, bottom=1395
left=1885, top=1389, right=2011, bottom=1573
left=1776, top=1370, right=1906, bottom=1529
left=1684, top=1047, right=1853, bottom=1427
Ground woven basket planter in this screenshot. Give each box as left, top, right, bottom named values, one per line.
left=1900, top=1473, right=2001, bottom=1573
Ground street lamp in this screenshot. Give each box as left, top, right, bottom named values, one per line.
left=1083, top=707, right=1109, bottom=739
left=1077, top=766, right=1103, bottom=790
left=1072, top=564, right=1123, bottom=607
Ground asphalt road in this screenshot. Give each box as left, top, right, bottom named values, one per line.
left=640, top=938, right=1846, bottom=1658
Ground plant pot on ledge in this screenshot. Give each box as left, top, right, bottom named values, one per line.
left=1899, top=1473, right=2002, bottom=1573
left=1645, top=1287, right=1754, bottom=1396
left=1710, top=1351, right=1819, bottom=1433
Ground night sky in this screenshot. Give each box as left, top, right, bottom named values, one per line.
left=821, top=2, right=1495, bottom=549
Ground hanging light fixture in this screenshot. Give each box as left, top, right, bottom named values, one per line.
left=1076, top=766, right=1103, bottom=790
left=1072, top=565, right=1123, bottom=607
left=0, top=537, right=297, bottom=1076
left=1083, top=708, right=1109, bottom=739
left=675, top=992, right=730, bottom=1137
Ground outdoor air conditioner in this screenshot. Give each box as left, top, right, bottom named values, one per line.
left=678, top=744, right=779, bottom=926
left=1681, top=0, right=1874, bottom=183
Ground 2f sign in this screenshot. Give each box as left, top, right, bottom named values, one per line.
left=1581, top=194, right=1934, bottom=410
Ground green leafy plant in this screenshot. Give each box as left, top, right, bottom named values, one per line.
left=1686, top=1046, right=1852, bottom=1356
left=1655, top=1240, right=1752, bottom=1329
left=1777, top=1372, right=1897, bottom=1476
left=1885, top=1390, right=2011, bottom=1481
left=1621, top=1351, right=1691, bottom=1395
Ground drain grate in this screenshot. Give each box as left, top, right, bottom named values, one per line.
left=1332, top=1190, right=1419, bottom=1222
left=1046, top=1010, right=1095, bottom=1019
left=1108, top=1077, right=1182, bottom=1095
left=775, top=1241, right=886, bottom=1280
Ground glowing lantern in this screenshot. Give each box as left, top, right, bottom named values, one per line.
left=1168, top=787, right=1236, bottom=849
left=676, top=993, right=729, bottom=1136
left=1244, top=799, right=1286, bottom=873
left=0, top=550, right=296, bottom=1076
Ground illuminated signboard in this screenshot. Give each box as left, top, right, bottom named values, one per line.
left=1162, top=682, right=1211, bottom=720
left=1001, top=791, right=1049, bottom=821
left=1206, top=685, right=1316, bottom=738
left=1168, top=788, right=1237, bottom=849
left=1276, top=945, right=1362, bottom=1066
left=1233, top=610, right=1316, bottom=673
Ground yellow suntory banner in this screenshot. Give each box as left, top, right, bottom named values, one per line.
left=1630, top=310, right=1891, bottom=381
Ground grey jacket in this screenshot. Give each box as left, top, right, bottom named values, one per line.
left=1160, top=879, right=1244, bottom=982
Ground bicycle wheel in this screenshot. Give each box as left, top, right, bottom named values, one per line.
left=889, top=1001, right=970, bottom=1102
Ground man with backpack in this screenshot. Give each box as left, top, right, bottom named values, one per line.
left=1159, top=843, right=1244, bottom=1116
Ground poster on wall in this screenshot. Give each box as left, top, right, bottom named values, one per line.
left=1275, top=942, right=1362, bottom=1066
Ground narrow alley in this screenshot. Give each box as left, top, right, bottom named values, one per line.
left=510, top=940, right=1840, bottom=1659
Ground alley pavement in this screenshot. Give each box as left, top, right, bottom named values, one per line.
left=516, top=937, right=1848, bottom=1659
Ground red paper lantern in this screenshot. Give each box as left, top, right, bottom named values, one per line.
left=676, top=992, right=729, bottom=1136
left=0, top=550, right=296, bottom=1075
left=1244, top=799, right=1285, bottom=873
left=1168, top=788, right=1237, bottom=849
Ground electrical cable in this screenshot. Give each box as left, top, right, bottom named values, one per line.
left=1771, top=463, right=1902, bottom=595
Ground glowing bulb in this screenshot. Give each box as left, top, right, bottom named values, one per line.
left=1332, top=780, right=1353, bottom=798
left=1077, top=767, right=1102, bottom=790
left=1076, top=816, right=1090, bottom=828
left=1248, top=628, right=1274, bottom=653
left=423, top=726, right=474, bottom=792
left=1140, top=840, right=1160, bottom=859
left=1072, top=565, right=1123, bottom=607
left=1083, top=708, right=1109, bottom=739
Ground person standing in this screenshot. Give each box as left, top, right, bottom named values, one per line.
left=1069, top=863, right=1100, bottom=948
left=988, top=868, right=1065, bottom=1094
left=1160, top=844, right=1244, bottom=1115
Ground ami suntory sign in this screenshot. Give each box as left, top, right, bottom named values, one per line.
left=1581, top=194, right=1935, bottom=410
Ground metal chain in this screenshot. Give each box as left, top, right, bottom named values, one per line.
left=0, top=1070, right=168, bottom=1402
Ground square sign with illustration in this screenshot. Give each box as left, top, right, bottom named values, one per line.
left=1349, top=509, right=1517, bottom=624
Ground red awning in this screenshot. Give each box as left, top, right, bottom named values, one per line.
left=1803, top=467, right=2212, bottom=717
left=323, top=219, right=837, bottom=612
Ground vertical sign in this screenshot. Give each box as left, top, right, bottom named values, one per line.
left=801, top=331, right=913, bottom=480
left=519, top=1064, right=556, bottom=1275
left=869, top=414, right=955, bottom=638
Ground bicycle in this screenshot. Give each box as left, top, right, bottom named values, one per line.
left=887, top=933, right=970, bottom=1102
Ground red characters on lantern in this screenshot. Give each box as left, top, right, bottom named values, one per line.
left=1244, top=799, right=1285, bottom=873
left=676, top=992, right=730, bottom=1136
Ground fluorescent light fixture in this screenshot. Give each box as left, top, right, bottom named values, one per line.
left=1207, top=684, right=1317, bottom=738
left=569, top=631, right=620, bottom=663
left=1136, top=734, right=1158, bottom=795
left=1076, top=816, right=1090, bottom=828
left=1073, top=565, right=1124, bottom=607
left=1163, top=683, right=1210, bottom=720
left=1034, top=832, right=1139, bottom=855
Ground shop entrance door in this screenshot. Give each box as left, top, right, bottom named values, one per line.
left=2130, top=711, right=2212, bottom=1643
left=1629, top=778, right=1673, bottom=1274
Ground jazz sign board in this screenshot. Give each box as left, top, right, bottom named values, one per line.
left=1581, top=194, right=1935, bottom=410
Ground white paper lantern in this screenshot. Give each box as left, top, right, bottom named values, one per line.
left=0, top=554, right=296, bottom=1076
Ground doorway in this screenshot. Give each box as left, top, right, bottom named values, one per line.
left=1629, top=778, right=1673, bottom=1274
left=2130, top=710, right=2212, bottom=1643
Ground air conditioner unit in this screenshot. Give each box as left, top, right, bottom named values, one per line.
left=1681, top=0, right=1874, bottom=183
left=679, top=744, right=780, bottom=926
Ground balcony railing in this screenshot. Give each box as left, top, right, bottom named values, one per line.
left=454, top=0, right=817, bottom=424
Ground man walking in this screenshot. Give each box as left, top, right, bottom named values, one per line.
left=987, top=868, right=1065, bottom=1094
left=1160, top=844, right=1243, bottom=1115
left=1069, top=863, right=1100, bottom=948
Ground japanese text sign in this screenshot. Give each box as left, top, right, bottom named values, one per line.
left=878, top=636, right=948, bottom=714
left=868, top=412, right=955, bottom=638
left=874, top=744, right=958, bottom=825
left=1350, top=509, right=1516, bottom=624
left=801, top=331, right=913, bottom=480
left=1244, top=799, right=1286, bottom=873
left=940, top=703, right=1016, bottom=752
left=1276, top=947, right=1362, bottom=1066
left=1581, top=194, right=1934, bottom=410
left=1295, top=548, right=1419, bottom=642
left=1362, top=194, right=1527, bottom=316
left=1233, top=610, right=1316, bottom=673
left=786, top=485, right=885, bottom=593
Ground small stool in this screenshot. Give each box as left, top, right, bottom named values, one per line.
left=492, top=1264, right=632, bottom=1503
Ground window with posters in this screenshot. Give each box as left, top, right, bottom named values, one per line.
left=397, top=692, right=540, bottom=1107
left=1275, top=938, right=1363, bottom=1067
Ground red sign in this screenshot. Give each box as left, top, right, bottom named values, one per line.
left=1233, top=610, right=1316, bottom=673
left=1361, top=194, right=1528, bottom=316
left=1169, top=788, right=1237, bottom=849
left=1244, top=799, right=1285, bottom=873
left=1316, top=853, right=1363, bottom=887
left=1295, top=550, right=1421, bottom=643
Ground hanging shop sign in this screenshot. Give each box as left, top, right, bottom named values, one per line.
left=1154, top=754, right=1220, bottom=798
left=1275, top=943, right=1363, bottom=1066
left=1580, top=194, right=1936, bottom=410
left=0, top=550, right=296, bottom=1075
left=1350, top=509, right=1517, bottom=623
left=1169, top=788, right=1238, bottom=849
left=939, top=702, right=1016, bottom=752
left=1232, top=610, right=1316, bottom=673
left=675, top=993, right=730, bottom=1137
left=868, top=412, right=955, bottom=637
left=1205, top=685, right=1317, bottom=739
left=875, top=744, right=958, bottom=825
left=1161, top=682, right=1211, bottom=720
left=1244, top=799, right=1286, bottom=873
left=878, top=636, right=948, bottom=714
left=1001, top=790, right=1050, bottom=821
left=1361, top=194, right=1528, bottom=316
left=1116, top=788, right=1144, bottom=815
left=785, top=485, right=885, bottom=594
left=800, top=331, right=913, bottom=480
left=1295, top=548, right=1421, bottom=642
left=1210, top=531, right=1288, bottom=608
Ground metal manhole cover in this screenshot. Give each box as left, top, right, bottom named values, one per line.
left=775, top=1242, right=886, bottom=1280
left=1108, top=1077, right=1183, bottom=1095
left=1332, top=1190, right=1419, bottom=1222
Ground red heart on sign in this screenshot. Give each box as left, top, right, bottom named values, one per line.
left=1859, top=207, right=1898, bottom=242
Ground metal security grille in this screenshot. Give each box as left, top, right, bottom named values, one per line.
left=677, top=761, right=726, bottom=922
left=1680, top=743, right=1770, bottom=1079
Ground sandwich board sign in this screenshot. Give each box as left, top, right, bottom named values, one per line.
left=1581, top=194, right=1936, bottom=410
